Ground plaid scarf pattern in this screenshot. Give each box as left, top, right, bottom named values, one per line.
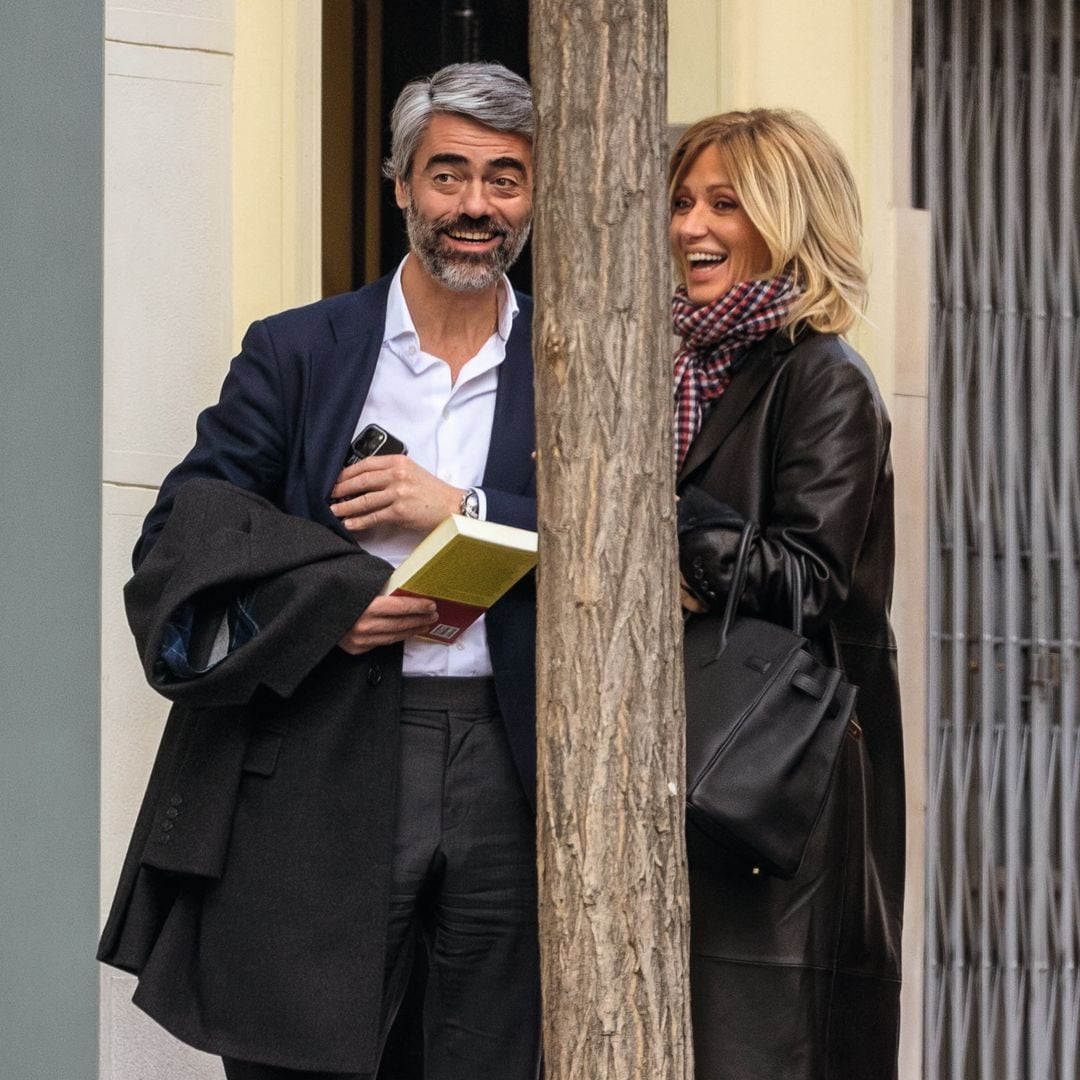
left=672, top=274, right=799, bottom=470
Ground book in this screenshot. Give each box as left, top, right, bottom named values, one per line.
left=381, top=514, right=538, bottom=644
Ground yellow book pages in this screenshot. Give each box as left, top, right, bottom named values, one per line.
left=381, top=515, right=538, bottom=608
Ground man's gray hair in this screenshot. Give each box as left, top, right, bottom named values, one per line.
left=383, top=62, right=534, bottom=183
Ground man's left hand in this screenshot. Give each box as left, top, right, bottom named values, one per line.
left=330, top=455, right=462, bottom=534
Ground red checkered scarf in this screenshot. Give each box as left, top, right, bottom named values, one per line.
left=672, top=274, right=799, bottom=470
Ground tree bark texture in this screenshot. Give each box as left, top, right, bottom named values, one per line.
left=530, top=4, right=694, bottom=1078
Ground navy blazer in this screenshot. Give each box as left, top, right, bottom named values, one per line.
left=137, top=272, right=539, bottom=797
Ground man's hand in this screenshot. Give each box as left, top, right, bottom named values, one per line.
left=330, top=455, right=462, bottom=534
left=338, top=594, right=440, bottom=655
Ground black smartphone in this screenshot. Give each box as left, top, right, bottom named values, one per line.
left=343, top=423, right=407, bottom=468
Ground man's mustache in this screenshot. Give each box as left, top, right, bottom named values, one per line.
left=436, top=215, right=508, bottom=237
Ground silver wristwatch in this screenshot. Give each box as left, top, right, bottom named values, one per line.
left=459, top=487, right=480, bottom=519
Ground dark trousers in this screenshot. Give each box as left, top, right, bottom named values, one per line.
left=223, top=677, right=541, bottom=1080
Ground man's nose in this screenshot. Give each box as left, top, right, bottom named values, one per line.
left=459, top=179, right=491, bottom=220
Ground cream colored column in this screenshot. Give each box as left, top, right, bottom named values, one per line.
left=668, top=4, right=928, bottom=1078
left=232, top=2, right=323, bottom=349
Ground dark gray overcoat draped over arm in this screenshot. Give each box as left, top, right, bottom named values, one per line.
left=97, top=478, right=411, bottom=1074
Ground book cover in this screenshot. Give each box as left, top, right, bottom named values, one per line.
left=381, top=514, right=538, bottom=644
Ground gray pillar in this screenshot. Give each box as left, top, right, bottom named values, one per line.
left=0, top=3, right=103, bottom=1078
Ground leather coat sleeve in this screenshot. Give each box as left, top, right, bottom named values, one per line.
left=678, top=353, right=889, bottom=636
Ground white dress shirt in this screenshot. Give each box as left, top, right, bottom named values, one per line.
left=351, top=258, right=519, bottom=676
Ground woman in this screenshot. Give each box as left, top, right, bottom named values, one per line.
left=670, top=110, right=904, bottom=1079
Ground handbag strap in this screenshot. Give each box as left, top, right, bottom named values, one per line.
left=789, top=557, right=803, bottom=637
left=716, top=522, right=757, bottom=652
left=715, top=524, right=806, bottom=651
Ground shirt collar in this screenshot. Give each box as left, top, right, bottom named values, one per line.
left=383, top=257, right=519, bottom=365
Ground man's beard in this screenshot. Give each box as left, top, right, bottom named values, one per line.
left=404, top=199, right=531, bottom=293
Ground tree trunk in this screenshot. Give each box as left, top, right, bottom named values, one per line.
left=530, top=4, right=694, bottom=1078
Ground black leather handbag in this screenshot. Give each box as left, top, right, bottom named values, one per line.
left=683, top=522, right=857, bottom=879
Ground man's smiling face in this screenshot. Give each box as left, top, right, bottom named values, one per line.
left=395, top=113, right=533, bottom=293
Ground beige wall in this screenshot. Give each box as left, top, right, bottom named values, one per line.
left=232, top=2, right=322, bottom=348
left=667, top=4, right=929, bottom=1077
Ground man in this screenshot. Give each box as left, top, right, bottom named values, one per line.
left=99, top=63, right=540, bottom=1080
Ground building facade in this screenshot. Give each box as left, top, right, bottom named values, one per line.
left=3, top=2, right=943, bottom=1077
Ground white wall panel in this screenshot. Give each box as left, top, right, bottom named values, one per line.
left=103, top=41, right=231, bottom=490
left=101, top=971, right=220, bottom=1080
left=106, top=0, right=233, bottom=53
left=101, top=9, right=236, bottom=1075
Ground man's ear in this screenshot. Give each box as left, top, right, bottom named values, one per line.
left=394, top=176, right=409, bottom=210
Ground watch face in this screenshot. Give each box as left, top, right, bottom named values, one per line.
left=463, top=489, right=480, bottom=518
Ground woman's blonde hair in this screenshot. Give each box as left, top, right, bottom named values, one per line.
left=668, top=109, right=868, bottom=336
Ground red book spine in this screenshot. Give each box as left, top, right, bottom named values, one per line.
left=392, top=589, right=487, bottom=644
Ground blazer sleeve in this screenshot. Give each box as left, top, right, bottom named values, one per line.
left=135, top=319, right=292, bottom=568
left=678, top=349, right=890, bottom=635
left=484, top=490, right=536, bottom=531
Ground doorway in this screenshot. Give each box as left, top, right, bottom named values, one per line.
left=323, top=0, right=531, bottom=298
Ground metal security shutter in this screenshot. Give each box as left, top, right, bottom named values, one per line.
left=914, top=0, right=1080, bottom=1077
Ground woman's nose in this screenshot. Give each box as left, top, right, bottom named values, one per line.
left=675, top=203, right=708, bottom=240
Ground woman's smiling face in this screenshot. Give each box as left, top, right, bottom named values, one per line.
left=669, top=143, right=773, bottom=306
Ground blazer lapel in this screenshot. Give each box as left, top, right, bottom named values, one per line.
left=304, top=274, right=394, bottom=532
left=677, top=333, right=792, bottom=484
left=482, top=293, right=535, bottom=493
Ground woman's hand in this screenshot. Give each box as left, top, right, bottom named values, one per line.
left=679, top=572, right=709, bottom=614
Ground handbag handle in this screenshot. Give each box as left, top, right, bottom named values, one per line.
left=715, top=522, right=757, bottom=654
left=712, top=522, right=805, bottom=658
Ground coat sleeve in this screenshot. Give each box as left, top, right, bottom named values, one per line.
left=678, top=349, right=890, bottom=635
left=126, top=480, right=392, bottom=708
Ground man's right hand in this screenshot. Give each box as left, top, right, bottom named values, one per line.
left=338, top=594, right=439, bottom=655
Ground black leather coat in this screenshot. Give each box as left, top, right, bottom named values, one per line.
left=676, top=329, right=904, bottom=1080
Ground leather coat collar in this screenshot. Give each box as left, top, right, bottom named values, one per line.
left=677, top=330, right=800, bottom=484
